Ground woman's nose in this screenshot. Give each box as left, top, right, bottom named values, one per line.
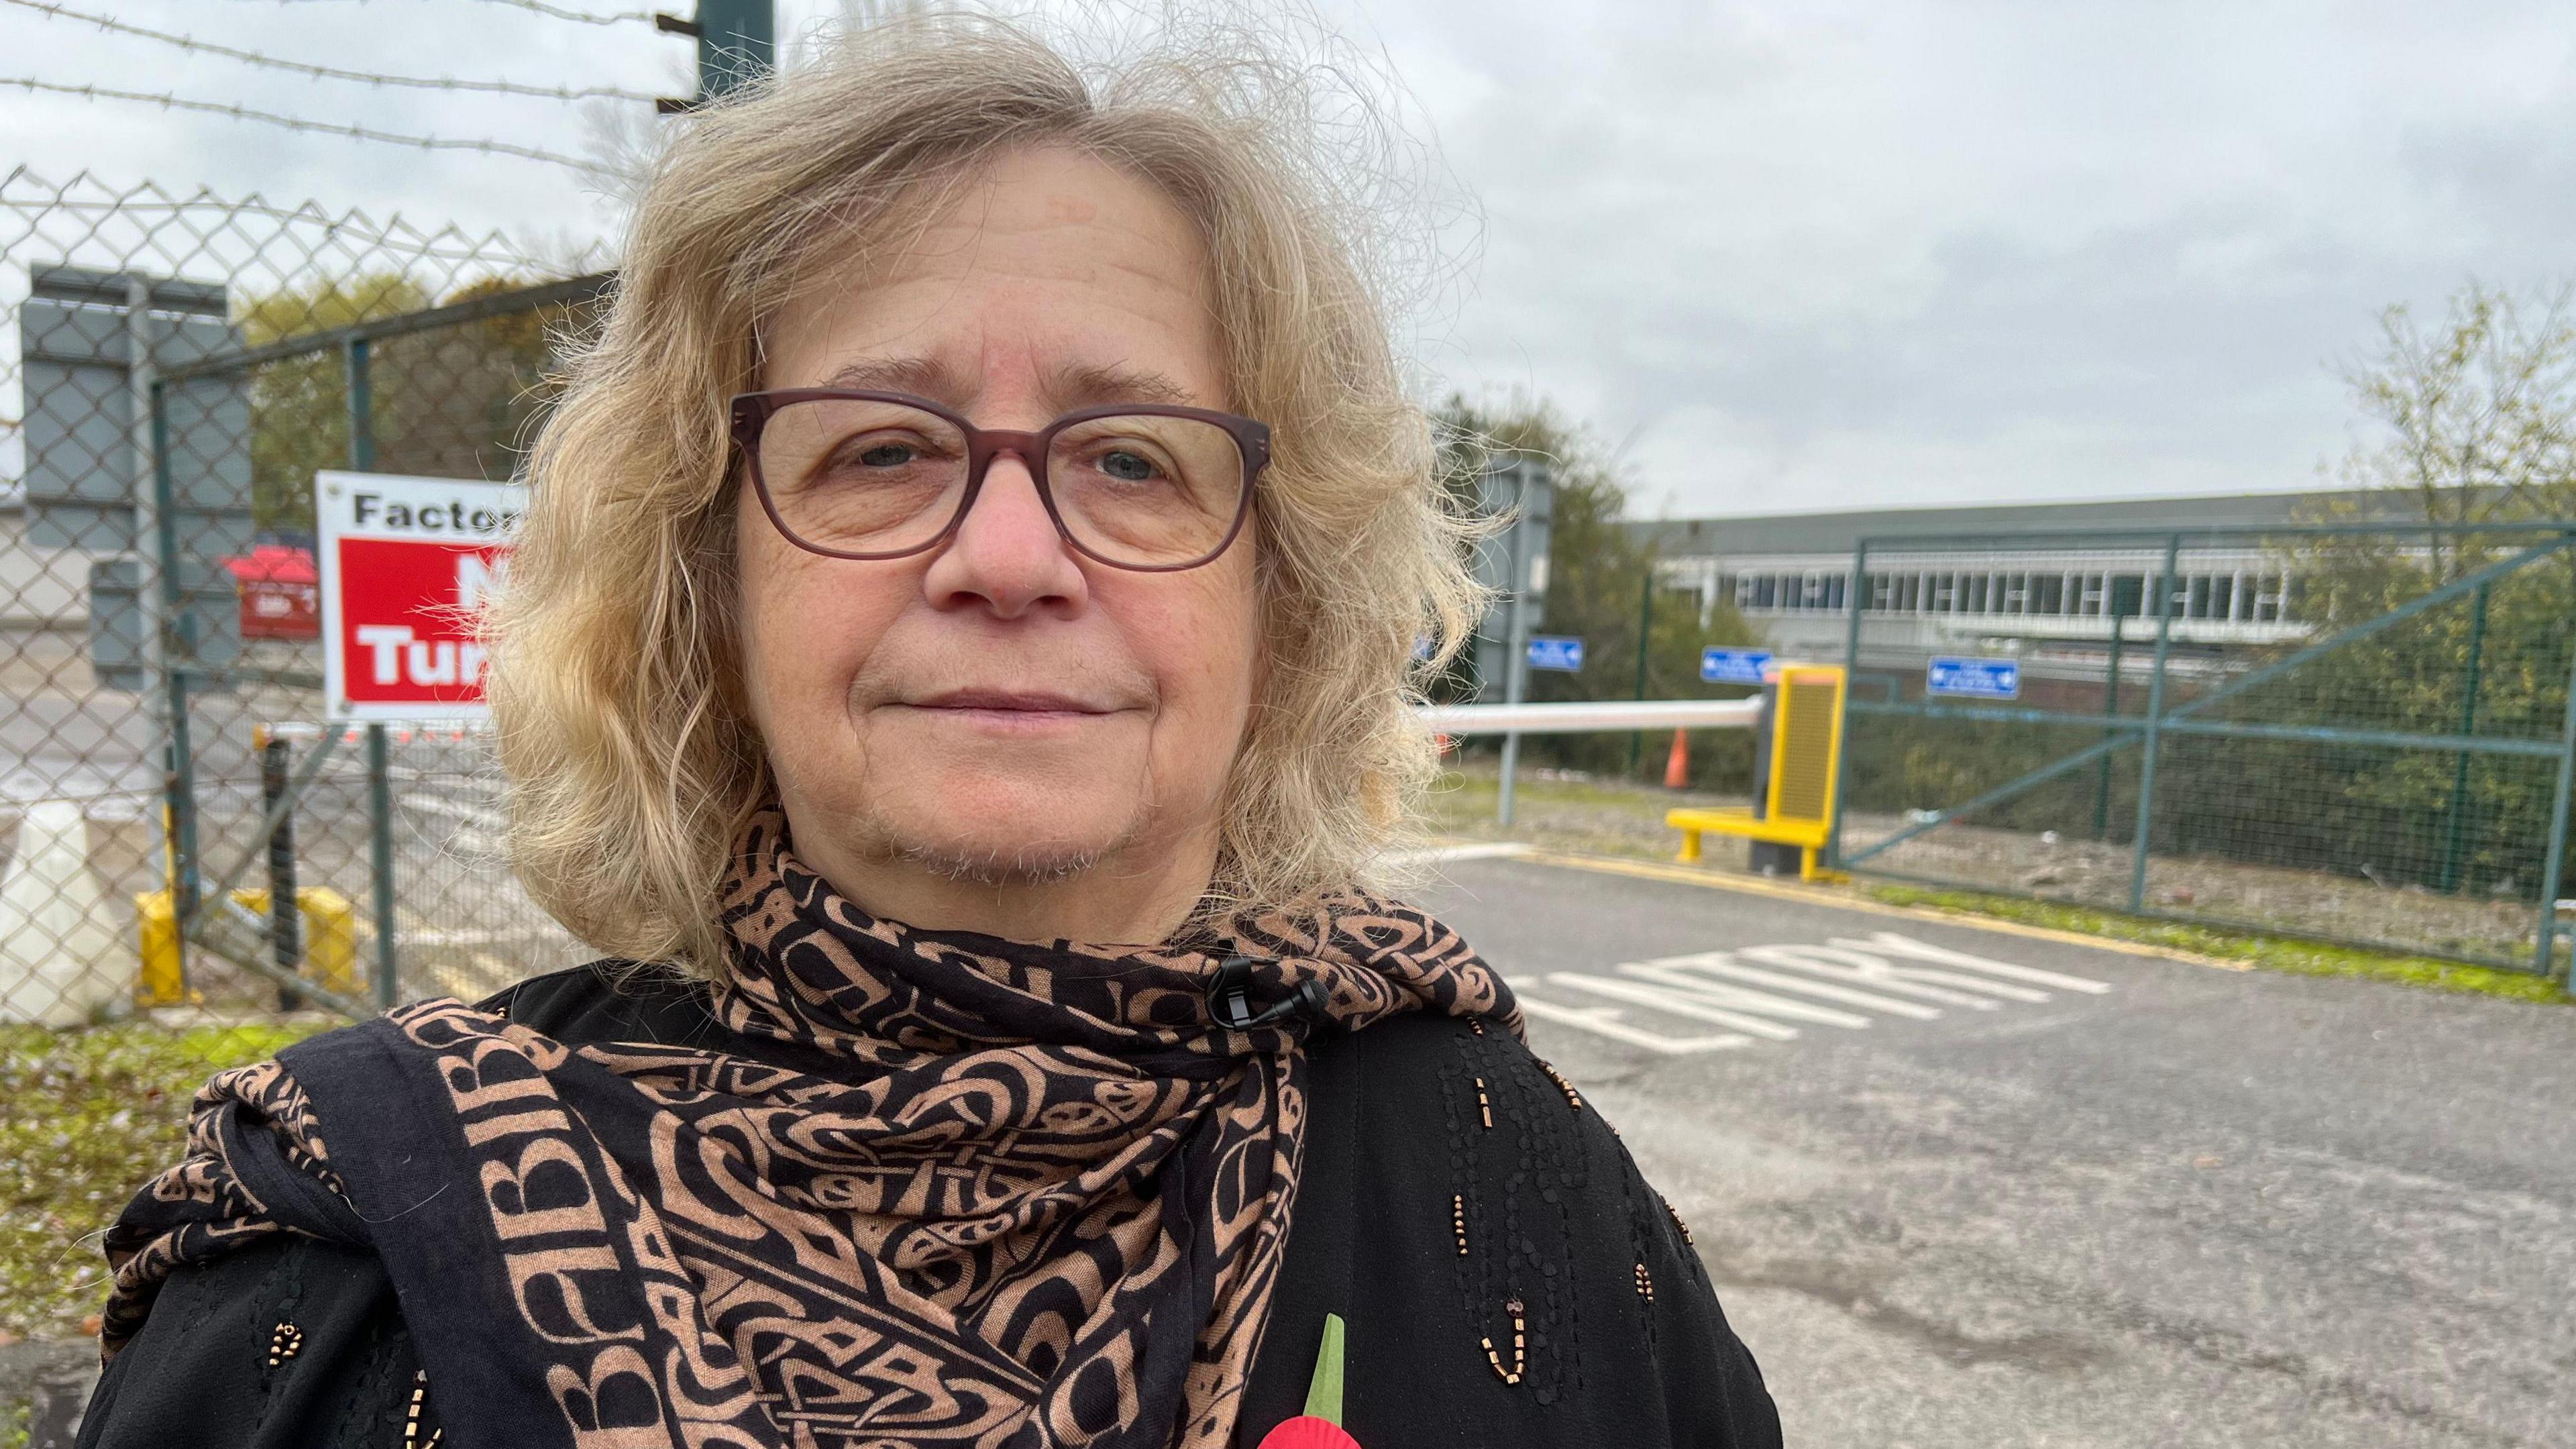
left=922, top=453, right=1089, bottom=617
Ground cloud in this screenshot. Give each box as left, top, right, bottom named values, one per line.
left=1360, top=0, right=2576, bottom=514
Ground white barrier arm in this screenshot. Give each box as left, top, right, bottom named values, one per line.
left=1417, top=698, right=1761, bottom=736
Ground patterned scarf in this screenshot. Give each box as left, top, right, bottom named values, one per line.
left=101, top=810, right=1516, bottom=1449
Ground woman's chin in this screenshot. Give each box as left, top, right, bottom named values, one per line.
left=869, top=782, right=1146, bottom=880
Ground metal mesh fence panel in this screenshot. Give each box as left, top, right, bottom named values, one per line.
left=1832, top=525, right=2576, bottom=970
left=0, top=169, right=602, bottom=1034
left=322, top=723, right=584, bottom=1004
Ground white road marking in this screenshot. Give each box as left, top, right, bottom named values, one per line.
left=1659, top=953, right=1947, bottom=1020
left=1517, top=997, right=1756, bottom=1054
left=1615, top=961, right=1876, bottom=1029
left=1739, top=944, right=2027, bottom=1007
left=1836, top=931, right=2116, bottom=994
left=1515, top=932, right=2114, bottom=1057
left=1547, top=973, right=1808, bottom=1040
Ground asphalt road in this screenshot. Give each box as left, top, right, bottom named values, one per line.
left=1409, top=852, right=2576, bottom=1449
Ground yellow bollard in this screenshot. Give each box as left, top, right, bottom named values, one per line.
left=134, top=886, right=358, bottom=1006
left=292, top=887, right=360, bottom=998
left=134, top=890, right=185, bottom=1006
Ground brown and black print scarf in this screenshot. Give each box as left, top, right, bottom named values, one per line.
left=101, top=810, right=1517, bottom=1448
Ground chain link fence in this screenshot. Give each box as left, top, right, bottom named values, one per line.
left=1829, top=523, right=2576, bottom=971
left=0, top=168, right=604, bottom=1036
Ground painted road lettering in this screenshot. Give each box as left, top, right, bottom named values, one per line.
left=1513, top=930, right=2113, bottom=1055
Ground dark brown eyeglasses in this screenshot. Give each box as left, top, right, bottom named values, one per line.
left=729, top=389, right=1271, bottom=572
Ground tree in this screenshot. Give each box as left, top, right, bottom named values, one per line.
left=240, top=274, right=587, bottom=533
left=368, top=276, right=588, bottom=485
left=2218, top=278, right=2576, bottom=904
left=2331, top=280, right=2576, bottom=540
left=243, top=275, right=429, bottom=532
left=1430, top=393, right=1761, bottom=781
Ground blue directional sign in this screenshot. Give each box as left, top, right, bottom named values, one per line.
left=1927, top=655, right=2021, bottom=700
left=1526, top=635, right=1586, bottom=672
left=1700, top=647, right=1774, bottom=685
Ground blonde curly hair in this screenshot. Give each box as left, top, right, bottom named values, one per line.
left=486, top=14, right=1483, bottom=975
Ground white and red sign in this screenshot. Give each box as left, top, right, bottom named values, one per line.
left=315, top=470, right=524, bottom=720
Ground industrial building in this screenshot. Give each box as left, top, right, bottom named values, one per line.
left=1635, top=487, right=2429, bottom=696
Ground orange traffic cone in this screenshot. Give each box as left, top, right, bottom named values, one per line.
left=1663, top=728, right=1690, bottom=789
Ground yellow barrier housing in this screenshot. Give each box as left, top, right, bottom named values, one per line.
left=1667, top=663, right=1849, bottom=882
left=135, top=887, right=359, bottom=1007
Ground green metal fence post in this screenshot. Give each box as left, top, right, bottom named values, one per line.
left=346, top=333, right=395, bottom=1006
left=367, top=723, right=398, bottom=1008
left=1829, top=539, right=1868, bottom=868
left=2127, top=536, right=2182, bottom=913
left=344, top=337, right=374, bottom=470
left=260, top=733, right=303, bottom=1012
left=1627, top=568, right=1655, bottom=777
left=2440, top=582, right=2489, bottom=894
left=148, top=383, right=201, bottom=927
left=2535, top=553, right=2576, bottom=981
left=2093, top=607, right=2125, bottom=840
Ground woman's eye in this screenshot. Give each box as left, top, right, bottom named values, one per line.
left=857, top=443, right=915, bottom=467
left=1099, top=449, right=1158, bottom=482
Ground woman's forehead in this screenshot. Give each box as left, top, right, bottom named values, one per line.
left=761, top=146, right=1225, bottom=403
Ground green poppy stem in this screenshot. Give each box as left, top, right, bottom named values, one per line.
left=1302, top=1313, right=1347, bottom=1425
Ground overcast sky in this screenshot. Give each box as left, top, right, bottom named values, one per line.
left=6, top=0, right=2575, bottom=518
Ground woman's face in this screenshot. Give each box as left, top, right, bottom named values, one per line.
left=737, top=145, right=1260, bottom=936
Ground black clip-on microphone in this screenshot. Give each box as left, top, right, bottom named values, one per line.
left=1205, top=955, right=1329, bottom=1030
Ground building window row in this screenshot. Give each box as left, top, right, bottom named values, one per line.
left=1731, top=567, right=2292, bottom=623
left=1734, top=571, right=1847, bottom=612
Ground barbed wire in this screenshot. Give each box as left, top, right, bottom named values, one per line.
left=473, top=0, right=661, bottom=21
left=1, top=78, right=615, bottom=176
left=246, top=0, right=662, bottom=22
left=3, top=1, right=661, bottom=103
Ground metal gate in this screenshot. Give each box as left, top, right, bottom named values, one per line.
left=1, top=169, right=607, bottom=1028
left=1827, top=521, right=2576, bottom=974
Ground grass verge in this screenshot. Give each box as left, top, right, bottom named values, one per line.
left=1, top=1020, right=325, bottom=1344
left=1863, top=883, right=2573, bottom=1005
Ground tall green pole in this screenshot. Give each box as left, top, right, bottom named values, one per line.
left=655, top=2, right=775, bottom=109
left=2440, top=582, right=2489, bottom=894
left=1627, top=568, right=1654, bottom=776
left=2127, top=538, right=2182, bottom=913
left=695, top=0, right=773, bottom=98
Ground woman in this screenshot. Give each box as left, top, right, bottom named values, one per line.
left=78, top=19, right=1779, bottom=1449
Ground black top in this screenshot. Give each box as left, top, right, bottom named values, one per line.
left=77, top=965, right=1779, bottom=1449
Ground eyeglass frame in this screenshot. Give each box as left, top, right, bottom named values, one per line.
left=727, top=388, right=1272, bottom=572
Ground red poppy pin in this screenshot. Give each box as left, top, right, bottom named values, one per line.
left=1255, top=1312, right=1360, bottom=1449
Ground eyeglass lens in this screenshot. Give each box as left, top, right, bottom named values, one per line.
left=755, top=398, right=1246, bottom=566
